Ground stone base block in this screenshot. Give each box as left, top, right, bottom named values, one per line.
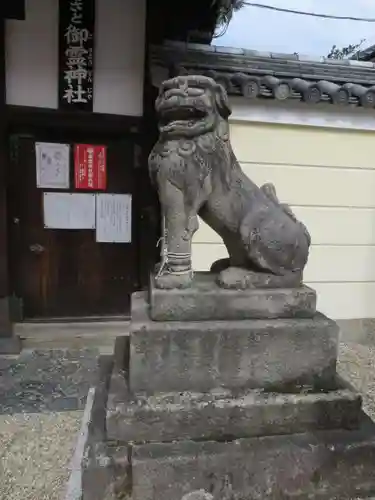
left=130, top=293, right=338, bottom=393
left=107, top=370, right=361, bottom=443
left=131, top=413, right=375, bottom=500
left=79, top=351, right=375, bottom=500
left=149, top=272, right=317, bottom=321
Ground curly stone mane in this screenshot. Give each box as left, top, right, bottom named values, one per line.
left=149, top=77, right=235, bottom=216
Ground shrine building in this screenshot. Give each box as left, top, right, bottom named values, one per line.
left=2, top=1, right=375, bottom=352
left=0, top=0, right=226, bottom=352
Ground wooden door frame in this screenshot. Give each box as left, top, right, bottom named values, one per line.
left=5, top=105, right=151, bottom=319
left=0, top=18, right=16, bottom=342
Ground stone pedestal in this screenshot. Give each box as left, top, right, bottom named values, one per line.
left=82, top=273, right=375, bottom=500
left=149, top=272, right=317, bottom=321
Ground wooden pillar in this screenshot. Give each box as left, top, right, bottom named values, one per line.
left=136, top=2, right=162, bottom=289
left=0, top=18, right=20, bottom=352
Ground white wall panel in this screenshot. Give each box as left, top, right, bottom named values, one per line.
left=192, top=244, right=228, bottom=272
left=93, top=0, right=145, bottom=116
left=230, top=97, right=375, bottom=133
left=194, top=208, right=375, bottom=246
left=192, top=243, right=375, bottom=284
left=6, top=0, right=59, bottom=108
left=192, top=119, right=375, bottom=320
left=305, top=246, right=375, bottom=283
left=241, top=163, right=375, bottom=209
left=311, top=282, right=375, bottom=320
left=230, top=123, right=374, bottom=169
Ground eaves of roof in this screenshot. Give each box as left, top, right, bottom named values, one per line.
left=350, top=44, right=375, bottom=62
left=151, top=41, right=375, bottom=109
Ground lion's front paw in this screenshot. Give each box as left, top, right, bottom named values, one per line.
left=155, top=271, right=194, bottom=289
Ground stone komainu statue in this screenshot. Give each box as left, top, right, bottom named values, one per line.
left=149, top=75, right=311, bottom=290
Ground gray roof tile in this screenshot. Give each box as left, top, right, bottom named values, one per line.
left=215, top=46, right=245, bottom=55
left=296, top=54, right=325, bottom=63
left=150, top=42, right=375, bottom=110
left=348, top=59, right=375, bottom=68
left=271, top=52, right=299, bottom=61
left=187, top=43, right=215, bottom=53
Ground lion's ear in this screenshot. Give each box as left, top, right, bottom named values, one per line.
left=215, top=84, right=232, bottom=119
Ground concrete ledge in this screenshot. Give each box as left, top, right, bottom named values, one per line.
left=130, top=294, right=339, bottom=394
left=14, top=320, right=129, bottom=352
left=64, top=387, right=96, bottom=500
left=80, top=354, right=129, bottom=500
left=15, top=320, right=130, bottom=338
left=63, top=354, right=130, bottom=500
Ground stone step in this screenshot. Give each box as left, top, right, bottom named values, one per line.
left=130, top=411, right=375, bottom=500
left=15, top=319, right=130, bottom=340
left=106, top=369, right=361, bottom=444
left=129, top=293, right=339, bottom=394
left=14, top=320, right=130, bottom=353
left=149, top=272, right=317, bottom=322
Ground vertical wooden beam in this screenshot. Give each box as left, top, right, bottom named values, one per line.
left=0, top=18, right=8, bottom=297
left=136, top=0, right=162, bottom=289
left=0, top=18, right=20, bottom=352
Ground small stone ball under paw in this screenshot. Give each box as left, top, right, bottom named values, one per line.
left=155, top=271, right=194, bottom=289
left=181, top=490, right=214, bottom=500
left=217, top=267, right=253, bottom=290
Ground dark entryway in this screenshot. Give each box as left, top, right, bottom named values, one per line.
left=7, top=125, right=139, bottom=319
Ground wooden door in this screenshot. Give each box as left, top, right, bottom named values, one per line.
left=8, top=134, right=139, bottom=319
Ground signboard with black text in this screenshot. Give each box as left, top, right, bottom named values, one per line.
left=59, top=0, right=95, bottom=111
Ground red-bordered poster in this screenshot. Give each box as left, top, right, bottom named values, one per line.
left=74, top=144, right=107, bottom=190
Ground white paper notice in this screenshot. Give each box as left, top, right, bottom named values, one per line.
left=96, top=194, right=132, bottom=243
left=35, top=142, right=70, bottom=189
left=43, top=193, right=96, bottom=230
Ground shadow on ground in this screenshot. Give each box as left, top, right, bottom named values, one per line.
left=0, top=348, right=100, bottom=414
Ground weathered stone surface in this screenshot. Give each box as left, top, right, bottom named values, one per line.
left=149, top=75, right=311, bottom=290
left=129, top=293, right=338, bottom=394
left=106, top=374, right=361, bottom=444
left=79, top=351, right=374, bottom=500
left=150, top=272, right=316, bottom=321
left=131, top=413, right=375, bottom=500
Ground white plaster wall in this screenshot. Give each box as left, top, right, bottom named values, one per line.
left=5, top=0, right=59, bottom=108
left=192, top=101, right=375, bottom=320
left=5, top=0, right=146, bottom=115
left=93, top=0, right=145, bottom=116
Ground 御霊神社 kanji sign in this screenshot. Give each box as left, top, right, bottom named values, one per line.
left=59, top=0, right=95, bottom=111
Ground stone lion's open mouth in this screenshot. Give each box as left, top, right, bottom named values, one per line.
left=159, top=106, right=207, bottom=126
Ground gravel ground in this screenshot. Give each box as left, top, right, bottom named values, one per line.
left=0, top=342, right=375, bottom=500
left=0, top=411, right=82, bottom=500
left=0, top=348, right=99, bottom=500
left=338, top=341, right=375, bottom=419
